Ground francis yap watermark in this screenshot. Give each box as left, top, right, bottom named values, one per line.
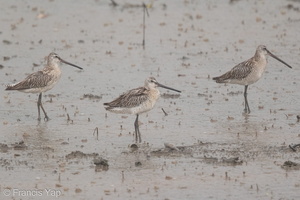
left=2, top=188, right=61, bottom=198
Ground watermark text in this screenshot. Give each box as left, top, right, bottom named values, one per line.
left=3, top=188, right=61, bottom=198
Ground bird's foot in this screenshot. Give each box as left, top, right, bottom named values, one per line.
left=130, top=143, right=139, bottom=151
left=44, top=116, right=50, bottom=121
left=243, top=109, right=251, bottom=114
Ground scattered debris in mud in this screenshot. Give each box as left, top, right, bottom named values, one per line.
left=93, top=157, right=109, bottom=171
left=0, top=143, right=9, bottom=153
left=197, top=93, right=208, bottom=97
left=12, top=141, right=27, bottom=150
left=289, top=143, right=300, bottom=152
left=0, top=141, right=27, bottom=152
left=3, top=39, right=12, bottom=45
left=129, top=143, right=139, bottom=151
left=220, top=157, right=243, bottom=165
left=152, top=143, right=243, bottom=166
left=281, top=161, right=300, bottom=170
left=82, top=94, right=103, bottom=101
left=161, top=93, right=181, bottom=99
left=227, top=91, right=243, bottom=96
left=134, top=161, right=142, bottom=167
left=286, top=4, right=300, bottom=12
left=65, top=151, right=99, bottom=160
left=164, top=143, right=180, bottom=151
left=150, top=143, right=198, bottom=157
left=66, top=151, right=109, bottom=171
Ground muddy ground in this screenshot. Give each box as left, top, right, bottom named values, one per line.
left=0, top=0, right=300, bottom=199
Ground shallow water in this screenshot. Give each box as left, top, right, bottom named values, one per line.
left=0, top=0, right=300, bottom=199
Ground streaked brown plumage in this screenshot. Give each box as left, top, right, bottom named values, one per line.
left=104, top=87, right=151, bottom=112
left=6, top=69, right=57, bottom=92
left=6, top=52, right=83, bottom=121
left=104, top=77, right=181, bottom=143
left=213, top=45, right=292, bottom=114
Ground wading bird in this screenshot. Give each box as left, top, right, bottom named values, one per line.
left=6, top=52, right=83, bottom=121
left=104, top=77, right=181, bottom=143
left=213, top=45, right=292, bottom=114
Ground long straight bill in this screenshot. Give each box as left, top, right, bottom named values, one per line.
left=266, top=49, right=292, bottom=69
left=59, top=58, right=83, bottom=70
left=157, top=82, right=181, bottom=93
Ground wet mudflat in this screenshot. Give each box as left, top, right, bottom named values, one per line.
left=0, top=0, right=300, bottom=199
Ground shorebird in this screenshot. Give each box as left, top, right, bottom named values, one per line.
left=5, top=52, right=83, bottom=121
left=104, top=77, right=181, bottom=143
left=213, top=45, right=292, bottom=114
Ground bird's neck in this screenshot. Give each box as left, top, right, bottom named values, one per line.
left=254, top=51, right=266, bottom=62
left=44, top=63, right=61, bottom=75
left=150, top=88, right=160, bottom=100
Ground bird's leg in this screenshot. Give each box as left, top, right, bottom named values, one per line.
left=37, top=93, right=42, bottom=121
left=243, top=85, right=251, bottom=114
left=134, top=114, right=141, bottom=143
left=38, top=93, right=49, bottom=121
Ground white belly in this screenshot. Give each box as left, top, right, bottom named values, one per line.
left=108, top=100, right=156, bottom=115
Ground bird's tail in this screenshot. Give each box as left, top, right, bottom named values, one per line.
left=212, top=76, right=224, bottom=83
left=103, top=103, right=113, bottom=111
left=5, top=84, right=16, bottom=90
